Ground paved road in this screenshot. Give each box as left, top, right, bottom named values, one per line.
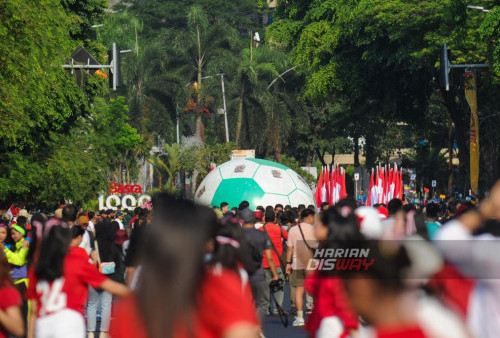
left=262, top=283, right=307, bottom=338
left=94, top=283, right=308, bottom=338
left=263, top=316, right=307, bottom=338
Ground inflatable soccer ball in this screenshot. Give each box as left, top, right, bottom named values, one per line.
left=194, top=158, right=315, bottom=210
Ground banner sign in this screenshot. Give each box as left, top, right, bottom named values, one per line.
left=98, top=194, right=151, bottom=211
left=99, top=182, right=150, bottom=210
left=231, top=149, right=255, bottom=160
left=108, top=182, right=142, bottom=194
left=465, top=70, right=479, bottom=195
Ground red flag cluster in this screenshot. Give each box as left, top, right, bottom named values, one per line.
left=367, top=164, right=404, bottom=206
left=315, top=165, right=347, bottom=207
left=7, top=204, right=20, bottom=220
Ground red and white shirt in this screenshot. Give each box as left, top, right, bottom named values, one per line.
left=110, top=266, right=259, bottom=338
left=27, top=246, right=107, bottom=317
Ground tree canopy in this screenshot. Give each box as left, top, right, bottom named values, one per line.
left=3, top=0, right=500, bottom=207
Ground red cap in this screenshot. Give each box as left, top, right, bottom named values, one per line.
left=254, top=210, right=264, bottom=221
left=377, top=206, right=388, bottom=219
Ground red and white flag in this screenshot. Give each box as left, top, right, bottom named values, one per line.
left=377, top=166, right=384, bottom=204
left=324, top=167, right=331, bottom=206
left=340, top=167, right=347, bottom=200
left=6, top=204, right=19, bottom=222
left=367, top=168, right=376, bottom=206
left=315, top=168, right=324, bottom=208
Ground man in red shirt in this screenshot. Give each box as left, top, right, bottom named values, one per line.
left=259, top=210, right=288, bottom=315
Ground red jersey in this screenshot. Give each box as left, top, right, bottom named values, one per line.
left=0, top=285, right=21, bottom=338
left=27, top=246, right=107, bottom=317
left=305, top=271, right=358, bottom=338
left=427, top=263, right=475, bottom=319
left=110, top=266, right=259, bottom=338
left=258, top=223, right=288, bottom=268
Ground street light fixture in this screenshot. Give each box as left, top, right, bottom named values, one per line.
left=467, top=5, right=490, bottom=12
left=91, top=24, right=104, bottom=41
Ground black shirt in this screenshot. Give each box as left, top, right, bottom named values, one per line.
left=242, top=228, right=272, bottom=282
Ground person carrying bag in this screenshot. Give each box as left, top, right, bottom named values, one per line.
left=260, top=210, right=289, bottom=316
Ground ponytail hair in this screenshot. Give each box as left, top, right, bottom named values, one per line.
left=70, top=225, right=85, bottom=239
left=35, top=226, right=71, bottom=281
left=0, top=253, right=13, bottom=287
left=137, top=193, right=213, bottom=338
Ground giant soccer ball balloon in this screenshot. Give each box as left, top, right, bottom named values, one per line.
left=194, top=158, right=315, bottom=210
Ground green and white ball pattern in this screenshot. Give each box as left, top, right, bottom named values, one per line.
left=194, top=158, right=315, bottom=210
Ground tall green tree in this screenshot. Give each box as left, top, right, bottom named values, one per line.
left=0, top=0, right=106, bottom=206
left=234, top=43, right=281, bottom=147
left=268, top=0, right=500, bottom=190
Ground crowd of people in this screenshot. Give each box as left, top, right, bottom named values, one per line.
left=1, top=181, right=500, bottom=338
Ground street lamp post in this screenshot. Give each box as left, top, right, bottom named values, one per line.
left=218, top=73, right=230, bottom=143
left=201, top=74, right=230, bottom=143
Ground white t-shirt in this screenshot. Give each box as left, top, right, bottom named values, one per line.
left=79, top=231, right=92, bottom=256
left=88, top=220, right=95, bottom=234
left=116, top=219, right=124, bottom=230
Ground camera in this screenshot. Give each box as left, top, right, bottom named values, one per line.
left=269, top=278, right=284, bottom=293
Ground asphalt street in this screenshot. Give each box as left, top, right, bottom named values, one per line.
left=262, top=283, right=308, bottom=338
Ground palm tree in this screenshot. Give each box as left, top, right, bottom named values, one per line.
left=234, top=42, right=282, bottom=148
left=147, top=143, right=182, bottom=190
left=185, top=5, right=241, bottom=142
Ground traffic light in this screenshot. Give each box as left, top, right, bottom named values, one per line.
left=439, top=43, right=451, bottom=91
left=108, top=43, right=121, bottom=90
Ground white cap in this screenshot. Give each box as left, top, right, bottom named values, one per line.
left=355, top=206, right=383, bottom=239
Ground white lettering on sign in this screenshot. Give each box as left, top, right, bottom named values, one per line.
left=98, top=195, right=151, bottom=211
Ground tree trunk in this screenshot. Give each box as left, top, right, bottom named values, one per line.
left=315, top=148, right=326, bottom=167
left=236, top=86, right=245, bottom=148
left=447, top=118, right=454, bottom=194
left=274, top=137, right=282, bottom=162
left=354, top=135, right=360, bottom=167
left=364, top=133, right=376, bottom=168
left=191, top=169, right=199, bottom=197
left=195, top=25, right=205, bottom=142
left=196, top=114, right=205, bottom=141
left=441, top=88, right=469, bottom=189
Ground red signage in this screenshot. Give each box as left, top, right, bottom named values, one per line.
left=108, top=182, right=142, bottom=194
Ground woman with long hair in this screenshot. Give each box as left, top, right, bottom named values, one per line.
left=26, top=221, right=129, bottom=338
left=87, top=220, right=124, bottom=338
left=305, top=206, right=360, bottom=338
left=211, top=219, right=256, bottom=277
left=110, top=193, right=259, bottom=338
left=0, top=252, right=24, bottom=337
